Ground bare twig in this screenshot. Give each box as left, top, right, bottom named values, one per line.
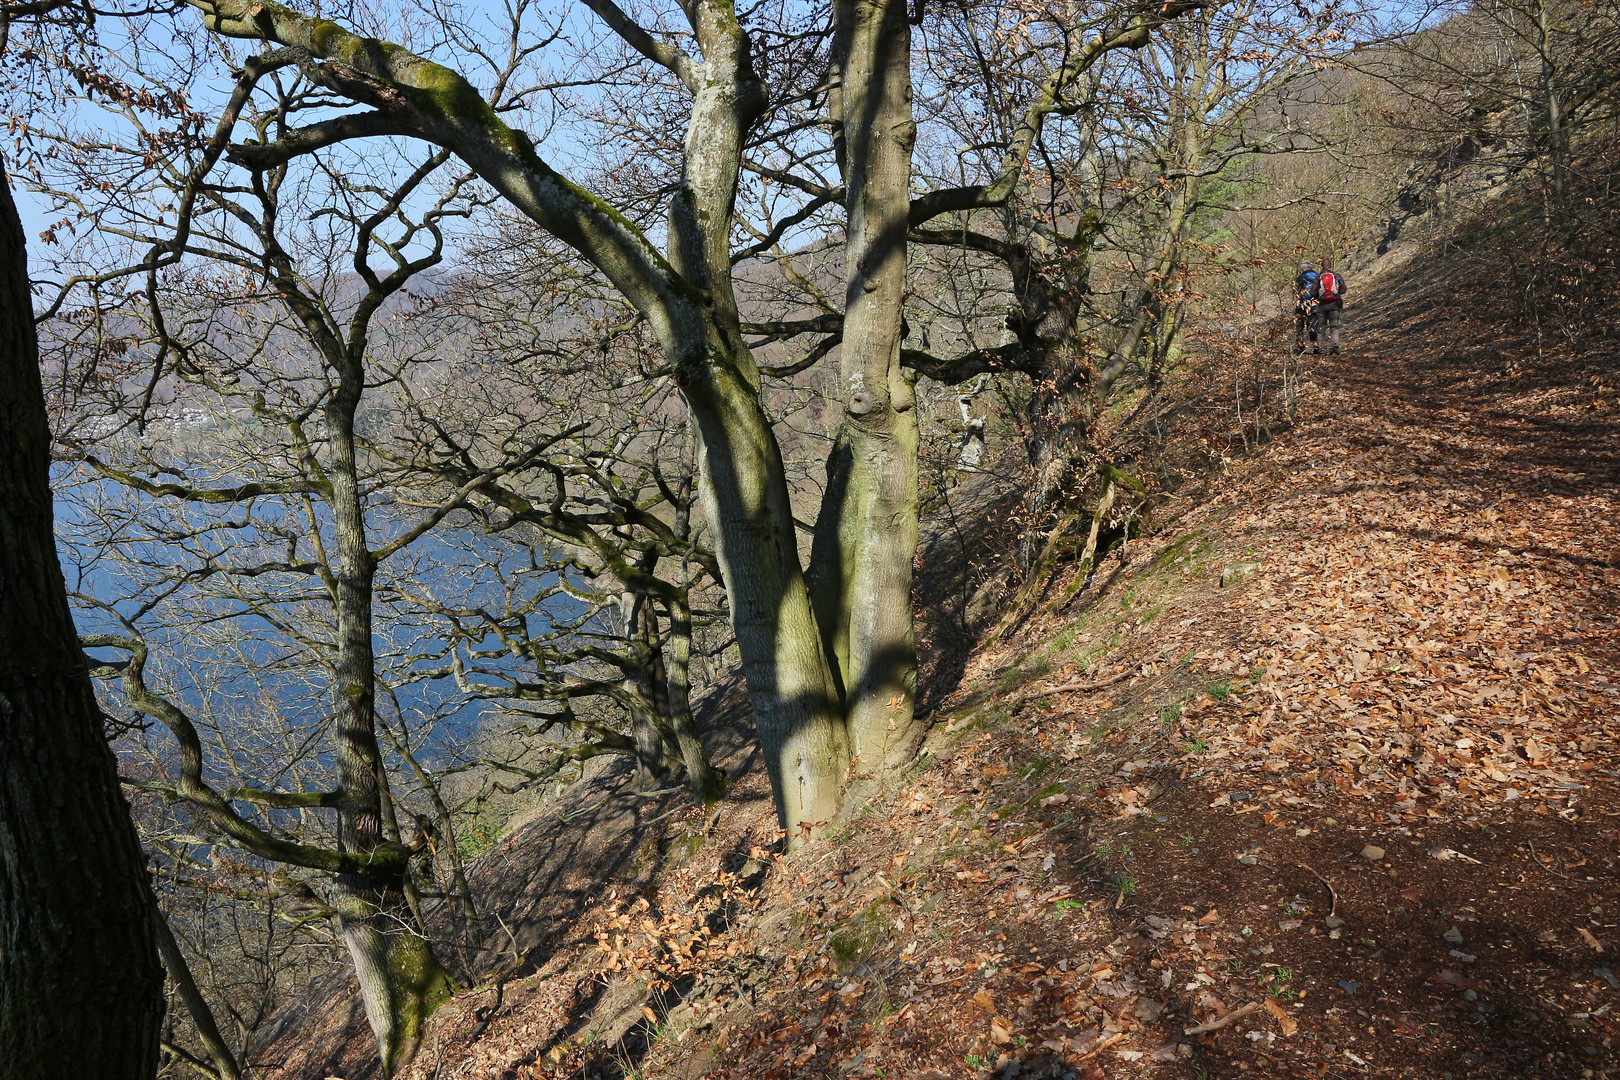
left=1527, top=840, right=1571, bottom=880
left=1002, top=667, right=1141, bottom=709
left=467, top=980, right=506, bottom=1045
left=1184, top=1000, right=1263, bottom=1035
left=1297, top=863, right=1339, bottom=919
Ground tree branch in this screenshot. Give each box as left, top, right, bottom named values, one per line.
left=908, top=0, right=1209, bottom=227
left=82, top=454, right=330, bottom=502
left=83, top=632, right=411, bottom=875
left=226, top=109, right=419, bottom=171
left=760, top=333, right=840, bottom=378
left=900, top=343, right=1035, bottom=384
left=579, top=0, right=699, bottom=92
left=732, top=193, right=839, bottom=264
left=740, top=312, right=844, bottom=341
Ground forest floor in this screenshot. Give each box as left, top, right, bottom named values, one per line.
left=262, top=281, right=1620, bottom=1078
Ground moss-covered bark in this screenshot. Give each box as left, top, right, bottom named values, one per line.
left=339, top=893, right=458, bottom=1072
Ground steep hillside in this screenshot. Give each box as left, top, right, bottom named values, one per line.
left=251, top=193, right=1620, bottom=1080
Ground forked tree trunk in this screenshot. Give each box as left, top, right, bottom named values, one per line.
left=189, top=0, right=895, bottom=844
left=0, top=158, right=166, bottom=1079
left=685, top=366, right=849, bottom=839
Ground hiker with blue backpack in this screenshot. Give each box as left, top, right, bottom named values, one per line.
left=1310, top=261, right=1347, bottom=354
left=1294, top=260, right=1319, bottom=352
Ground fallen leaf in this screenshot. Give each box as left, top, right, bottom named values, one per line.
left=971, top=990, right=996, bottom=1013
left=1429, top=847, right=1482, bottom=864
left=989, top=1016, right=1014, bottom=1044
left=1264, top=996, right=1299, bottom=1036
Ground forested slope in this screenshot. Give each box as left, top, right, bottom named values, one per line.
left=6, top=0, right=1618, bottom=1070
left=242, top=171, right=1620, bottom=1079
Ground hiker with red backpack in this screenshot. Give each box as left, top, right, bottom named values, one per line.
left=1311, top=260, right=1347, bottom=354
left=1294, top=260, right=1319, bottom=351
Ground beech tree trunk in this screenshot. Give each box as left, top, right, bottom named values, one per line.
left=809, top=0, right=923, bottom=773
left=0, top=157, right=165, bottom=1078
left=663, top=2, right=850, bottom=838
left=684, top=350, right=849, bottom=838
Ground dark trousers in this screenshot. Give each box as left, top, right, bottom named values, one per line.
left=1314, top=305, right=1342, bottom=348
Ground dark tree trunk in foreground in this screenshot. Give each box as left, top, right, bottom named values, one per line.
left=0, top=157, right=165, bottom=1078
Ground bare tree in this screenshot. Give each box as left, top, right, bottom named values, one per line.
left=901, top=0, right=1348, bottom=579
left=157, top=0, right=1203, bottom=845
left=42, top=66, right=490, bottom=1062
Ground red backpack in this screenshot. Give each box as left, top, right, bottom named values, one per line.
left=1318, top=271, right=1342, bottom=302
